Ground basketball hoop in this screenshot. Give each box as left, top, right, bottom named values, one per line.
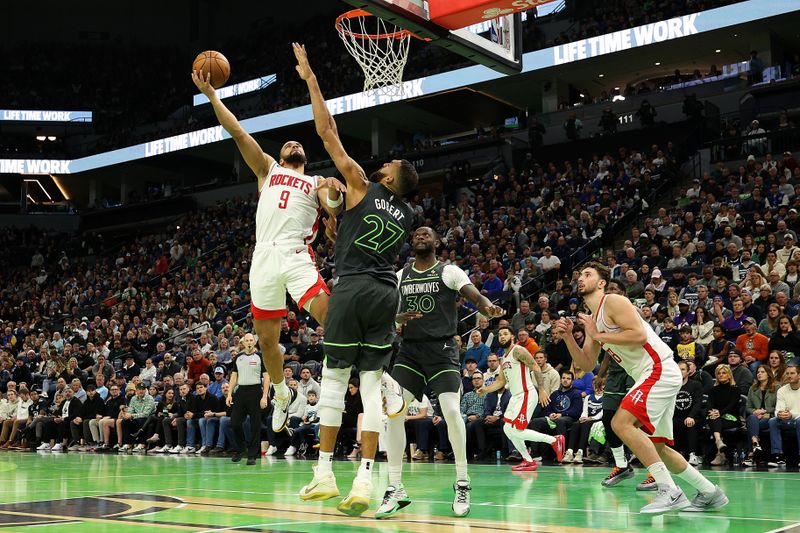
left=335, top=9, right=422, bottom=96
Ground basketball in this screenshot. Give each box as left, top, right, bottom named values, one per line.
left=192, top=50, right=230, bottom=89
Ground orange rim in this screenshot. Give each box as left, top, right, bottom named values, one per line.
left=336, top=9, right=423, bottom=40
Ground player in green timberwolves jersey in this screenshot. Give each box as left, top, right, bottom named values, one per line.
left=294, top=42, right=418, bottom=517
left=377, top=226, right=504, bottom=519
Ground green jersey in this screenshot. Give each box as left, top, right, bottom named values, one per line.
left=335, top=182, right=413, bottom=286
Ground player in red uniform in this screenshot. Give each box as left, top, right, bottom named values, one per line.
left=554, top=262, right=728, bottom=514
left=192, top=70, right=344, bottom=438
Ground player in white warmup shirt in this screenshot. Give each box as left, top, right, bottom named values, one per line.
left=476, top=326, right=566, bottom=472
left=554, top=262, right=728, bottom=515
left=192, top=70, right=344, bottom=438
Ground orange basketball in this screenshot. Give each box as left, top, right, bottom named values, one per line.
left=193, top=50, right=230, bottom=89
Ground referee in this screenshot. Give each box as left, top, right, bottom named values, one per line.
left=227, top=333, right=269, bottom=465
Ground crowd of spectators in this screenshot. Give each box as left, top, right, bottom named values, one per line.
left=0, top=0, right=748, bottom=157
left=0, top=131, right=683, bottom=464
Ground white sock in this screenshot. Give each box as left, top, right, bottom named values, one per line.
left=503, top=424, right=533, bottom=461
left=648, top=461, right=678, bottom=490
left=273, top=380, right=289, bottom=398
left=385, top=405, right=407, bottom=486
left=611, top=446, right=627, bottom=468
left=357, top=457, right=374, bottom=481
left=515, top=427, right=555, bottom=444
left=439, top=392, right=469, bottom=481
left=317, top=451, right=334, bottom=475
left=677, top=464, right=716, bottom=495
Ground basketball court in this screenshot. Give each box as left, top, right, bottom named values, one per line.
left=1, top=454, right=798, bottom=532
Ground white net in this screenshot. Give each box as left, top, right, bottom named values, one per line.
left=336, top=12, right=412, bottom=96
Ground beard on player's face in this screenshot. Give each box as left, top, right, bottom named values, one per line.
left=499, top=336, right=514, bottom=348
left=369, top=169, right=385, bottom=183
left=413, top=241, right=434, bottom=255
left=283, top=151, right=307, bottom=165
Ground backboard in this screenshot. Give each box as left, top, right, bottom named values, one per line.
left=341, top=0, right=525, bottom=74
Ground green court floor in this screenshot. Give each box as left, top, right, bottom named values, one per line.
left=0, top=453, right=797, bottom=532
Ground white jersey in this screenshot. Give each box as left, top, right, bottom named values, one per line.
left=256, top=162, right=320, bottom=245
left=501, top=345, right=537, bottom=398
left=594, top=294, right=674, bottom=381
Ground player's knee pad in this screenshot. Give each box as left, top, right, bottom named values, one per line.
left=317, top=365, right=350, bottom=427
left=358, top=370, right=384, bottom=433
left=437, top=392, right=462, bottom=423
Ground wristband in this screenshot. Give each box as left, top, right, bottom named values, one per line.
left=326, top=194, right=343, bottom=208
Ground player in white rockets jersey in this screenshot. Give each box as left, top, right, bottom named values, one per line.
left=192, top=70, right=344, bottom=437
left=477, top=326, right=566, bottom=472
left=554, top=262, right=728, bottom=515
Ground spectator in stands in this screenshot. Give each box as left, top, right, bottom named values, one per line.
left=460, top=372, right=486, bottom=427
left=676, top=326, right=706, bottom=366
left=406, top=394, right=433, bottom=461
left=707, top=364, right=742, bottom=466
left=539, top=247, right=561, bottom=286
left=768, top=315, right=800, bottom=364
left=341, top=378, right=363, bottom=460
left=297, top=367, right=320, bottom=399
left=690, top=307, right=715, bottom=347
left=534, top=351, right=560, bottom=396
left=767, top=364, right=800, bottom=466
left=464, top=332, right=490, bottom=371
left=766, top=351, right=787, bottom=383
left=187, top=349, right=211, bottom=386
left=510, top=300, right=534, bottom=334
left=516, top=329, right=539, bottom=356
left=563, top=376, right=604, bottom=464
left=207, top=367, right=228, bottom=399
left=467, top=381, right=509, bottom=460
left=727, top=349, right=755, bottom=394
left=736, top=317, right=770, bottom=371
left=673, top=361, right=703, bottom=466
left=158, top=384, right=190, bottom=453
left=483, top=354, right=501, bottom=387
left=743, top=365, right=777, bottom=466
left=571, top=364, right=594, bottom=398
left=528, top=371, right=582, bottom=460
left=117, top=382, right=156, bottom=452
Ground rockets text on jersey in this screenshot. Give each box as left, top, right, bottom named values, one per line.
left=256, top=161, right=320, bottom=245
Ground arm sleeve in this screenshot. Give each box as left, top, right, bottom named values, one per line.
left=442, top=265, right=472, bottom=292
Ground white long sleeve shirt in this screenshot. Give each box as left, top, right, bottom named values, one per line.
left=776, top=383, right=800, bottom=420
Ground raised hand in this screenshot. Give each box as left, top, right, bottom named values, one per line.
left=480, top=303, right=505, bottom=318
left=396, top=311, right=423, bottom=324
left=554, top=317, right=574, bottom=335
left=316, top=177, right=347, bottom=195
left=577, top=313, right=598, bottom=339
left=191, top=70, right=215, bottom=97
left=292, top=42, right=313, bottom=81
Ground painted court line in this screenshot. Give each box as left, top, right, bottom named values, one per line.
left=764, top=523, right=800, bottom=533
left=166, top=487, right=797, bottom=525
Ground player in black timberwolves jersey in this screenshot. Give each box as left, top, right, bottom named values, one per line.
left=294, top=43, right=419, bottom=517
left=376, top=227, right=503, bottom=519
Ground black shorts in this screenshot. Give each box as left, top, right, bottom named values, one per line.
left=391, top=339, right=462, bottom=401
left=324, top=275, right=399, bottom=372
left=602, top=393, right=625, bottom=412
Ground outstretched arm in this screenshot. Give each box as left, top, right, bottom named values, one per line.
left=477, top=370, right=506, bottom=396
left=293, top=43, right=368, bottom=206
left=459, top=284, right=505, bottom=318
left=191, top=71, right=274, bottom=189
